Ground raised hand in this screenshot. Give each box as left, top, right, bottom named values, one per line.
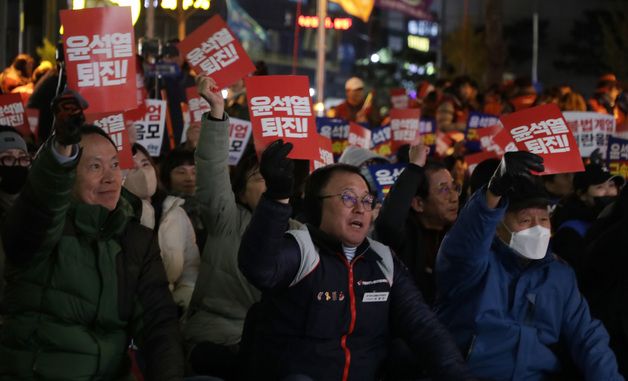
left=195, top=75, right=225, bottom=119
left=260, top=140, right=294, bottom=201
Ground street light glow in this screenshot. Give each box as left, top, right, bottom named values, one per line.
left=370, top=53, right=380, bottom=63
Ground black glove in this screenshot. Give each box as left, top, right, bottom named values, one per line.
left=260, top=139, right=294, bottom=200
left=52, top=93, right=86, bottom=146
left=488, top=151, right=544, bottom=196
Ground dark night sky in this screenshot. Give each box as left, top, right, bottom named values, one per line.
left=438, top=0, right=626, bottom=95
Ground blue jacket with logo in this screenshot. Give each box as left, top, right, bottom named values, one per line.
left=435, top=188, right=623, bottom=381
left=238, top=194, right=472, bottom=381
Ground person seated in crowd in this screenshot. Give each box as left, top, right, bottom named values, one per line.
left=435, top=151, right=623, bottom=381
left=160, top=148, right=206, bottom=251
left=436, top=75, right=477, bottom=133
left=0, top=126, right=31, bottom=326
left=580, top=184, right=628, bottom=377
left=124, top=143, right=200, bottom=315
left=330, top=76, right=382, bottom=126
left=0, top=53, right=34, bottom=94
left=551, top=163, right=623, bottom=270
left=588, top=74, right=624, bottom=126
left=0, top=91, right=183, bottom=380
left=183, top=76, right=301, bottom=380
left=237, top=141, right=473, bottom=380
left=376, top=144, right=459, bottom=305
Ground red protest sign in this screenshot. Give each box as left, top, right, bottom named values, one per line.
left=0, top=93, right=28, bottom=137
left=60, top=7, right=137, bottom=114
left=390, top=88, right=409, bottom=109
left=390, top=108, right=421, bottom=150
left=86, top=112, right=134, bottom=169
left=246, top=75, right=318, bottom=161
left=310, top=134, right=334, bottom=172
left=499, top=104, right=584, bottom=175
left=348, top=122, right=372, bottom=149
left=179, top=15, right=255, bottom=89
left=186, top=86, right=211, bottom=124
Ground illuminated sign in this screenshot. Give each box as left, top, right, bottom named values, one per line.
left=297, top=15, right=353, bottom=30
left=407, top=20, right=439, bottom=37
left=407, top=35, right=430, bottom=52
left=159, top=0, right=210, bottom=10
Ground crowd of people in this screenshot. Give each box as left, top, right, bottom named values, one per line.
left=0, top=45, right=628, bottom=381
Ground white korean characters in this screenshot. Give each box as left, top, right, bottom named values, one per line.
left=250, top=95, right=312, bottom=138
left=66, top=33, right=133, bottom=88
left=510, top=118, right=571, bottom=154
left=186, top=28, right=238, bottom=75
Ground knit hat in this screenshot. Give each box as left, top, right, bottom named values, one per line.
left=0, top=127, right=27, bottom=153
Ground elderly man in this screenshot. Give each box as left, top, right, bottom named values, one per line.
left=376, top=145, right=459, bottom=305
left=237, top=140, right=472, bottom=380
left=435, top=151, right=623, bottom=381
left=0, top=94, right=183, bottom=380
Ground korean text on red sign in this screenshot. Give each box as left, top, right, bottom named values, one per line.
left=348, top=122, right=372, bottom=149
left=245, top=75, right=318, bottom=161
left=87, top=112, right=134, bottom=169
left=60, top=6, right=137, bottom=114
left=0, top=93, right=28, bottom=136
left=228, top=117, right=253, bottom=166
left=310, top=134, right=335, bottom=172
left=390, top=108, right=421, bottom=149
left=134, top=99, right=167, bottom=157
left=499, top=103, right=584, bottom=175
left=185, top=86, right=211, bottom=124
left=178, top=15, right=255, bottom=89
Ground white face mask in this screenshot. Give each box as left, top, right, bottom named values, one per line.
left=503, top=223, right=551, bottom=260
left=124, top=166, right=157, bottom=200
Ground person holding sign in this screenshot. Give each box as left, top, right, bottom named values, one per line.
left=435, top=151, right=623, bottom=381
left=237, top=144, right=473, bottom=380
left=0, top=112, right=184, bottom=379
left=183, top=76, right=301, bottom=379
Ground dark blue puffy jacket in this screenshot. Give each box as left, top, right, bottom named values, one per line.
left=435, top=188, right=623, bottom=381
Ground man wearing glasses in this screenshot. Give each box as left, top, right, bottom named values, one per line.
left=376, top=145, right=460, bottom=306
left=237, top=141, right=472, bottom=381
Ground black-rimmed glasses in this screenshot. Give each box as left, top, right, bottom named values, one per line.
left=0, top=155, right=31, bottom=167
left=319, top=190, right=378, bottom=211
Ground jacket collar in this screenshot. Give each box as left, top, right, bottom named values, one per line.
left=69, top=197, right=132, bottom=240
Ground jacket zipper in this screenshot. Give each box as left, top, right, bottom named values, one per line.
left=337, top=252, right=362, bottom=381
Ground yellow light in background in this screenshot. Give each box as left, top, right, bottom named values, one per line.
left=407, top=35, right=430, bottom=52
left=72, top=0, right=86, bottom=9
left=161, top=0, right=177, bottom=10
left=182, top=0, right=211, bottom=10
